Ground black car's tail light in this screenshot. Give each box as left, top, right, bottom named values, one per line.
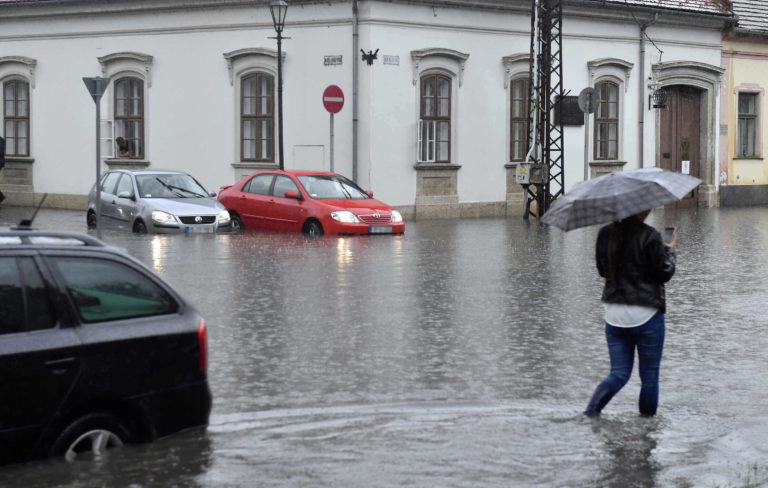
left=198, top=318, right=208, bottom=372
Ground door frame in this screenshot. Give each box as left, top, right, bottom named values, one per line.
left=652, top=61, right=725, bottom=207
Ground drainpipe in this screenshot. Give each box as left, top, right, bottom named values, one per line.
left=639, top=13, right=658, bottom=168
left=352, top=0, right=359, bottom=183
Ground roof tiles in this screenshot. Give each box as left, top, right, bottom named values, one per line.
left=731, top=0, right=768, bottom=33
left=0, top=0, right=736, bottom=16
left=599, top=0, right=732, bottom=16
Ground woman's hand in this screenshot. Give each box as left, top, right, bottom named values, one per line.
left=664, top=232, right=677, bottom=249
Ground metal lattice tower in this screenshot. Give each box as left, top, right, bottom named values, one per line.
left=521, top=0, right=565, bottom=219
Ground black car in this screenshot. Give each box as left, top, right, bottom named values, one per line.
left=0, top=230, right=211, bottom=464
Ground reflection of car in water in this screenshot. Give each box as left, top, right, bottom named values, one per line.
left=0, top=230, right=212, bottom=464
left=218, top=170, right=405, bottom=236
left=87, top=169, right=231, bottom=234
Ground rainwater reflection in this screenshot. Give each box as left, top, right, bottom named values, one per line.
left=1, top=206, right=767, bottom=487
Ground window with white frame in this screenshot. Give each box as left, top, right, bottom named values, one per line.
left=223, top=48, right=280, bottom=165
left=411, top=48, right=468, bottom=165
left=510, top=77, right=530, bottom=162
left=418, top=73, right=451, bottom=163
left=241, top=72, right=274, bottom=162
left=738, top=92, right=758, bottom=158
left=586, top=58, right=632, bottom=163
left=594, top=80, right=619, bottom=160
left=113, top=76, right=144, bottom=159
left=97, top=52, right=153, bottom=162
left=3, top=79, right=30, bottom=157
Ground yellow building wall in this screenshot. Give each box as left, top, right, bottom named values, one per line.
left=723, top=38, right=768, bottom=185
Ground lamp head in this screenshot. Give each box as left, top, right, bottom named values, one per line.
left=269, top=0, right=288, bottom=32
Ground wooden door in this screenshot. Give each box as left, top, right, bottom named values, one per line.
left=659, top=85, right=701, bottom=207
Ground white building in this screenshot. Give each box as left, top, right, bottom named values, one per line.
left=0, top=0, right=733, bottom=217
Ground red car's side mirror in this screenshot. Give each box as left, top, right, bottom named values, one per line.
left=284, top=190, right=301, bottom=200
left=366, top=190, right=374, bottom=198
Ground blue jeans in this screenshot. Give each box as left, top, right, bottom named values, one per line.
left=584, top=311, right=665, bottom=417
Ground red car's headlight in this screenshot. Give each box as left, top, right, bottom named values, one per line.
left=330, top=211, right=360, bottom=223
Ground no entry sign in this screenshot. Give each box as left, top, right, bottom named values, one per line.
left=322, top=85, right=344, bottom=114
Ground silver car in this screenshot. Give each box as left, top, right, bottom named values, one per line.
left=87, top=169, right=231, bottom=234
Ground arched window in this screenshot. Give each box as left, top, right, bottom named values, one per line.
left=510, top=77, right=530, bottom=162
left=419, top=73, right=451, bottom=163
left=594, top=80, right=619, bottom=160
left=241, top=73, right=274, bottom=162
left=114, top=77, right=144, bottom=159
left=3, top=79, right=30, bottom=157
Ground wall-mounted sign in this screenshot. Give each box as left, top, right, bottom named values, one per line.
left=383, top=55, right=399, bottom=66
left=324, top=55, right=343, bottom=66
left=682, top=160, right=690, bottom=175
left=554, top=96, right=583, bottom=126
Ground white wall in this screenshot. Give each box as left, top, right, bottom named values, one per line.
left=0, top=0, right=725, bottom=208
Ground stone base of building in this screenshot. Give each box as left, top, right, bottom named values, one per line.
left=399, top=200, right=524, bottom=220
left=719, top=184, right=768, bottom=206
left=0, top=190, right=88, bottom=210
left=697, top=184, right=720, bottom=207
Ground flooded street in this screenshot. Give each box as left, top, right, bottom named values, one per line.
left=1, top=206, right=767, bottom=487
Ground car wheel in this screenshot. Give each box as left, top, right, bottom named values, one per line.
left=51, top=413, right=131, bottom=462
left=303, top=220, right=324, bottom=237
left=230, top=214, right=244, bottom=233
left=133, top=220, right=148, bottom=234
left=86, top=211, right=97, bottom=228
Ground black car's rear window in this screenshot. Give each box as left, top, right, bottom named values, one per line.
left=0, top=257, right=56, bottom=334
left=51, top=257, right=178, bottom=323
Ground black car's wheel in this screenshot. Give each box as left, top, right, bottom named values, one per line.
left=303, top=220, right=324, bottom=237
left=86, top=211, right=97, bottom=228
left=133, top=220, right=148, bottom=234
left=51, top=413, right=131, bottom=462
left=230, top=214, right=244, bottom=233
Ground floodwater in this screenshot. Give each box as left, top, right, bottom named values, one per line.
left=1, top=205, right=767, bottom=487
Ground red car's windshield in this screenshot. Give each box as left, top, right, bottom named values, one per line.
left=297, top=175, right=370, bottom=200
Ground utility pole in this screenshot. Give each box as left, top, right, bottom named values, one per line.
left=516, top=0, right=565, bottom=219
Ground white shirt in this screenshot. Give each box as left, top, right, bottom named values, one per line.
left=604, top=303, right=658, bottom=328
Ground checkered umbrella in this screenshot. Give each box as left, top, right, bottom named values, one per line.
left=541, top=168, right=702, bottom=231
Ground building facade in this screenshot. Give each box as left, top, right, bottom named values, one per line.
left=0, top=0, right=733, bottom=216
left=719, top=0, right=768, bottom=205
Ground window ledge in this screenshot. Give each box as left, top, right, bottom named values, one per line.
left=232, top=162, right=279, bottom=170
left=105, top=159, right=150, bottom=168
left=733, top=156, right=764, bottom=161
left=413, top=163, right=462, bottom=171
left=5, top=157, right=34, bottom=164
left=589, top=160, right=627, bottom=167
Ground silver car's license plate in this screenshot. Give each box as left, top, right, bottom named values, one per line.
left=369, top=225, right=392, bottom=234
left=185, top=226, right=214, bottom=234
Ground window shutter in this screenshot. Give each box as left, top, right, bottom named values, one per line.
left=417, top=119, right=424, bottom=162
left=100, top=119, right=115, bottom=159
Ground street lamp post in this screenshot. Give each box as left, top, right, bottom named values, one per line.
left=269, top=0, right=288, bottom=170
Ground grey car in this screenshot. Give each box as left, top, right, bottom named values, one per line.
left=87, top=169, right=231, bottom=234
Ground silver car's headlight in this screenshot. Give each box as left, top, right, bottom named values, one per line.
left=391, top=210, right=403, bottom=223
left=330, top=210, right=360, bottom=223
left=217, top=209, right=230, bottom=222
left=152, top=210, right=177, bottom=225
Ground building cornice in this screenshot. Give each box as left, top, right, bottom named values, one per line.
left=0, top=0, right=735, bottom=25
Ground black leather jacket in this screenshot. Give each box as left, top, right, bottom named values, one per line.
left=595, top=219, right=676, bottom=312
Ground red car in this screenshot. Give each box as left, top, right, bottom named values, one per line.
left=218, top=170, right=405, bottom=236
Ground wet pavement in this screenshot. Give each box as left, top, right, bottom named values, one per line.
left=1, top=205, right=767, bottom=487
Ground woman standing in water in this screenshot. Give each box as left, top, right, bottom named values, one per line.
left=583, top=209, right=677, bottom=417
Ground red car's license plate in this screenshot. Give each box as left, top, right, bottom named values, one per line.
left=369, top=225, right=392, bottom=234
